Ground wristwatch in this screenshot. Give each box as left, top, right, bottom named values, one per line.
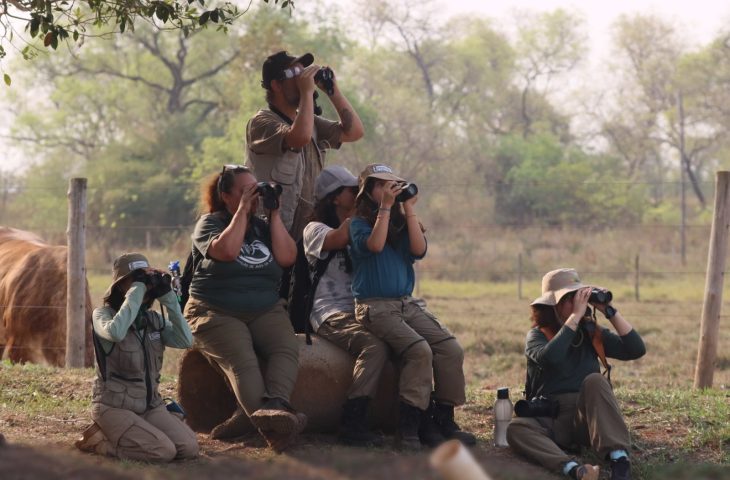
left=604, top=305, right=617, bottom=319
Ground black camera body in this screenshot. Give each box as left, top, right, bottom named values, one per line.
left=257, top=182, right=283, bottom=210
left=514, top=396, right=560, bottom=418
left=132, top=270, right=172, bottom=298
left=314, top=66, right=335, bottom=96
left=396, top=182, right=418, bottom=203
left=589, top=288, right=612, bottom=305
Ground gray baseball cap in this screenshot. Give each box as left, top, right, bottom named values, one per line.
left=315, top=165, right=359, bottom=200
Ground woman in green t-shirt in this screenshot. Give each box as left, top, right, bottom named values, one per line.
left=184, top=165, right=303, bottom=452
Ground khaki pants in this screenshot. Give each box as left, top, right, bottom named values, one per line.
left=92, top=403, right=198, bottom=462
left=316, top=312, right=389, bottom=399
left=354, top=297, right=466, bottom=410
left=506, top=373, right=631, bottom=473
left=185, top=297, right=299, bottom=416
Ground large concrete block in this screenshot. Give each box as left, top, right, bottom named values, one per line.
left=178, top=334, right=399, bottom=434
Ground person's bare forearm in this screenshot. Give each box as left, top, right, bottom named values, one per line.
left=270, top=210, right=297, bottom=267
left=329, top=86, right=364, bottom=142
left=366, top=209, right=390, bottom=253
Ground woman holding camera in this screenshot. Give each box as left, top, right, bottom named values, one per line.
left=349, top=163, right=474, bottom=450
left=507, top=268, right=646, bottom=480
left=75, top=253, right=198, bottom=462
left=184, top=165, right=303, bottom=452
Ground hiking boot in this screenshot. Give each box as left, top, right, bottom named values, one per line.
left=418, top=402, right=446, bottom=448
left=339, top=397, right=384, bottom=447
left=396, top=402, right=422, bottom=451
left=211, top=407, right=250, bottom=440
left=250, top=398, right=305, bottom=452
left=433, top=401, right=476, bottom=446
left=610, top=457, right=631, bottom=480
left=75, top=422, right=110, bottom=455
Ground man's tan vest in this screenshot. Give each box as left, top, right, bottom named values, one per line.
left=246, top=109, right=323, bottom=233
left=92, top=311, right=166, bottom=415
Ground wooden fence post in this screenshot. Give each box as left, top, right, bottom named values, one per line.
left=517, top=253, right=523, bottom=300
left=66, top=178, right=87, bottom=368
left=634, top=254, right=640, bottom=302
left=694, top=171, right=730, bottom=388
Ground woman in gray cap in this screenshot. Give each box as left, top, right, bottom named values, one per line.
left=507, top=268, right=646, bottom=480
left=75, top=253, right=198, bottom=462
left=302, top=165, right=389, bottom=447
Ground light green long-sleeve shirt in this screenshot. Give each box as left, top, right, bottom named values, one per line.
left=92, top=282, right=193, bottom=351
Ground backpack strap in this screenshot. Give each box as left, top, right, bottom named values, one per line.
left=302, top=249, right=337, bottom=345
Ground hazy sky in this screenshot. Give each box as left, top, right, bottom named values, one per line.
left=2, top=0, right=729, bottom=171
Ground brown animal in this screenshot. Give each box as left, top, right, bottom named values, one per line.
left=0, top=227, right=93, bottom=366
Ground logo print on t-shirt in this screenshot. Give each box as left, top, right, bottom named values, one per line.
left=237, top=240, right=272, bottom=267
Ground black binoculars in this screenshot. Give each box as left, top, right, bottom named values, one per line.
left=589, top=288, right=612, bottom=304
left=396, top=182, right=418, bottom=203
left=257, top=182, right=283, bottom=210
left=314, top=66, right=335, bottom=96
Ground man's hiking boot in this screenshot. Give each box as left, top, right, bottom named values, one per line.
left=339, top=396, right=384, bottom=447
left=418, top=401, right=446, bottom=447
left=250, top=397, right=306, bottom=452
left=569, top=464, right=600, bottom=480
left=433, top=401, right=476, bottom=446
left=396, top=402, right=422, bottom=451
left=610, top=456, right=631, bottom=480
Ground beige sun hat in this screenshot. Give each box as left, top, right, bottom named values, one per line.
left=356, top=163, right=405, bottom=199
left=531, top=268, right=590, bottom=306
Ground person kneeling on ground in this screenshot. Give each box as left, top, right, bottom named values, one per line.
left=184, top=165, right=304, bottom=452
left=350, top=163, right=476, bottom=450
left=507, top=268, right=646, bottom=480
left=75, top=253, right=198, bottom=462
left=303, top=165, right=390, bottom=447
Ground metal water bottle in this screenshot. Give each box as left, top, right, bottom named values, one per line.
left=494, top=387, right=512, bottom=447
left=168, top=260, right=182, bottom=302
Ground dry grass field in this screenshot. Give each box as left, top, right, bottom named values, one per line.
left=1, top=274, right=728, bottom=480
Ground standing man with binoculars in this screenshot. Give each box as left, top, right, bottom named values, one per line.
left=246, top=50, right=365, bottom=242
left=507, top=268, right=646, bottom=480
left=75, top=253, right=198, bottom=462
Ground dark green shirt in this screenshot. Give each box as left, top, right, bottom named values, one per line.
left=190, top=211, right=282, bottom=312
left=524, top=324, right=646, bottom=398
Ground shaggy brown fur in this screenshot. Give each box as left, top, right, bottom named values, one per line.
left=0, top=227, right=93, bottom=366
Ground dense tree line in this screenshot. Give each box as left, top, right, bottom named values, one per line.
left=1, top=1, right=729, bottom=250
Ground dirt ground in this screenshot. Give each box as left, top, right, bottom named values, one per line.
left=0, top=426, right=560, bottom=480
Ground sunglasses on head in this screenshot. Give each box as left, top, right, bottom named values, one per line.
left=217, top=165, right=249, bottom=194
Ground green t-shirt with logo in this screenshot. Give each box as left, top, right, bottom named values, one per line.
left=190, top=211, right=282, bottom=313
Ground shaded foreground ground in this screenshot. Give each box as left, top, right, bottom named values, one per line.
left=1, top=285, right=729, bottom=479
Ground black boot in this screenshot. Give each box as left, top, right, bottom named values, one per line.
left=418, top=401, right=446, bottom=447
left=396, top=401, right=422, bottom=451
left=433, top=401, right=476, bottom=446
left=339, top=397, right=384, bottom=447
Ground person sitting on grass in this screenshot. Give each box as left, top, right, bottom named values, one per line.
left=507, top=268, right=646, bottom=480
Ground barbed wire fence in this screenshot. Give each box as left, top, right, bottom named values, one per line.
left=0, top=173, right=727, bottom=386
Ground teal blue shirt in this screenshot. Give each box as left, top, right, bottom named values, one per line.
left=349, top=217, right=424, bottom=299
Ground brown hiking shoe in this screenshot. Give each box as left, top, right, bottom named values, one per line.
left=211, top=408, right=251, bottom=440
left=250, top=398, right=306, bottom=452
left=75, top=422, right=109, bottom=455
